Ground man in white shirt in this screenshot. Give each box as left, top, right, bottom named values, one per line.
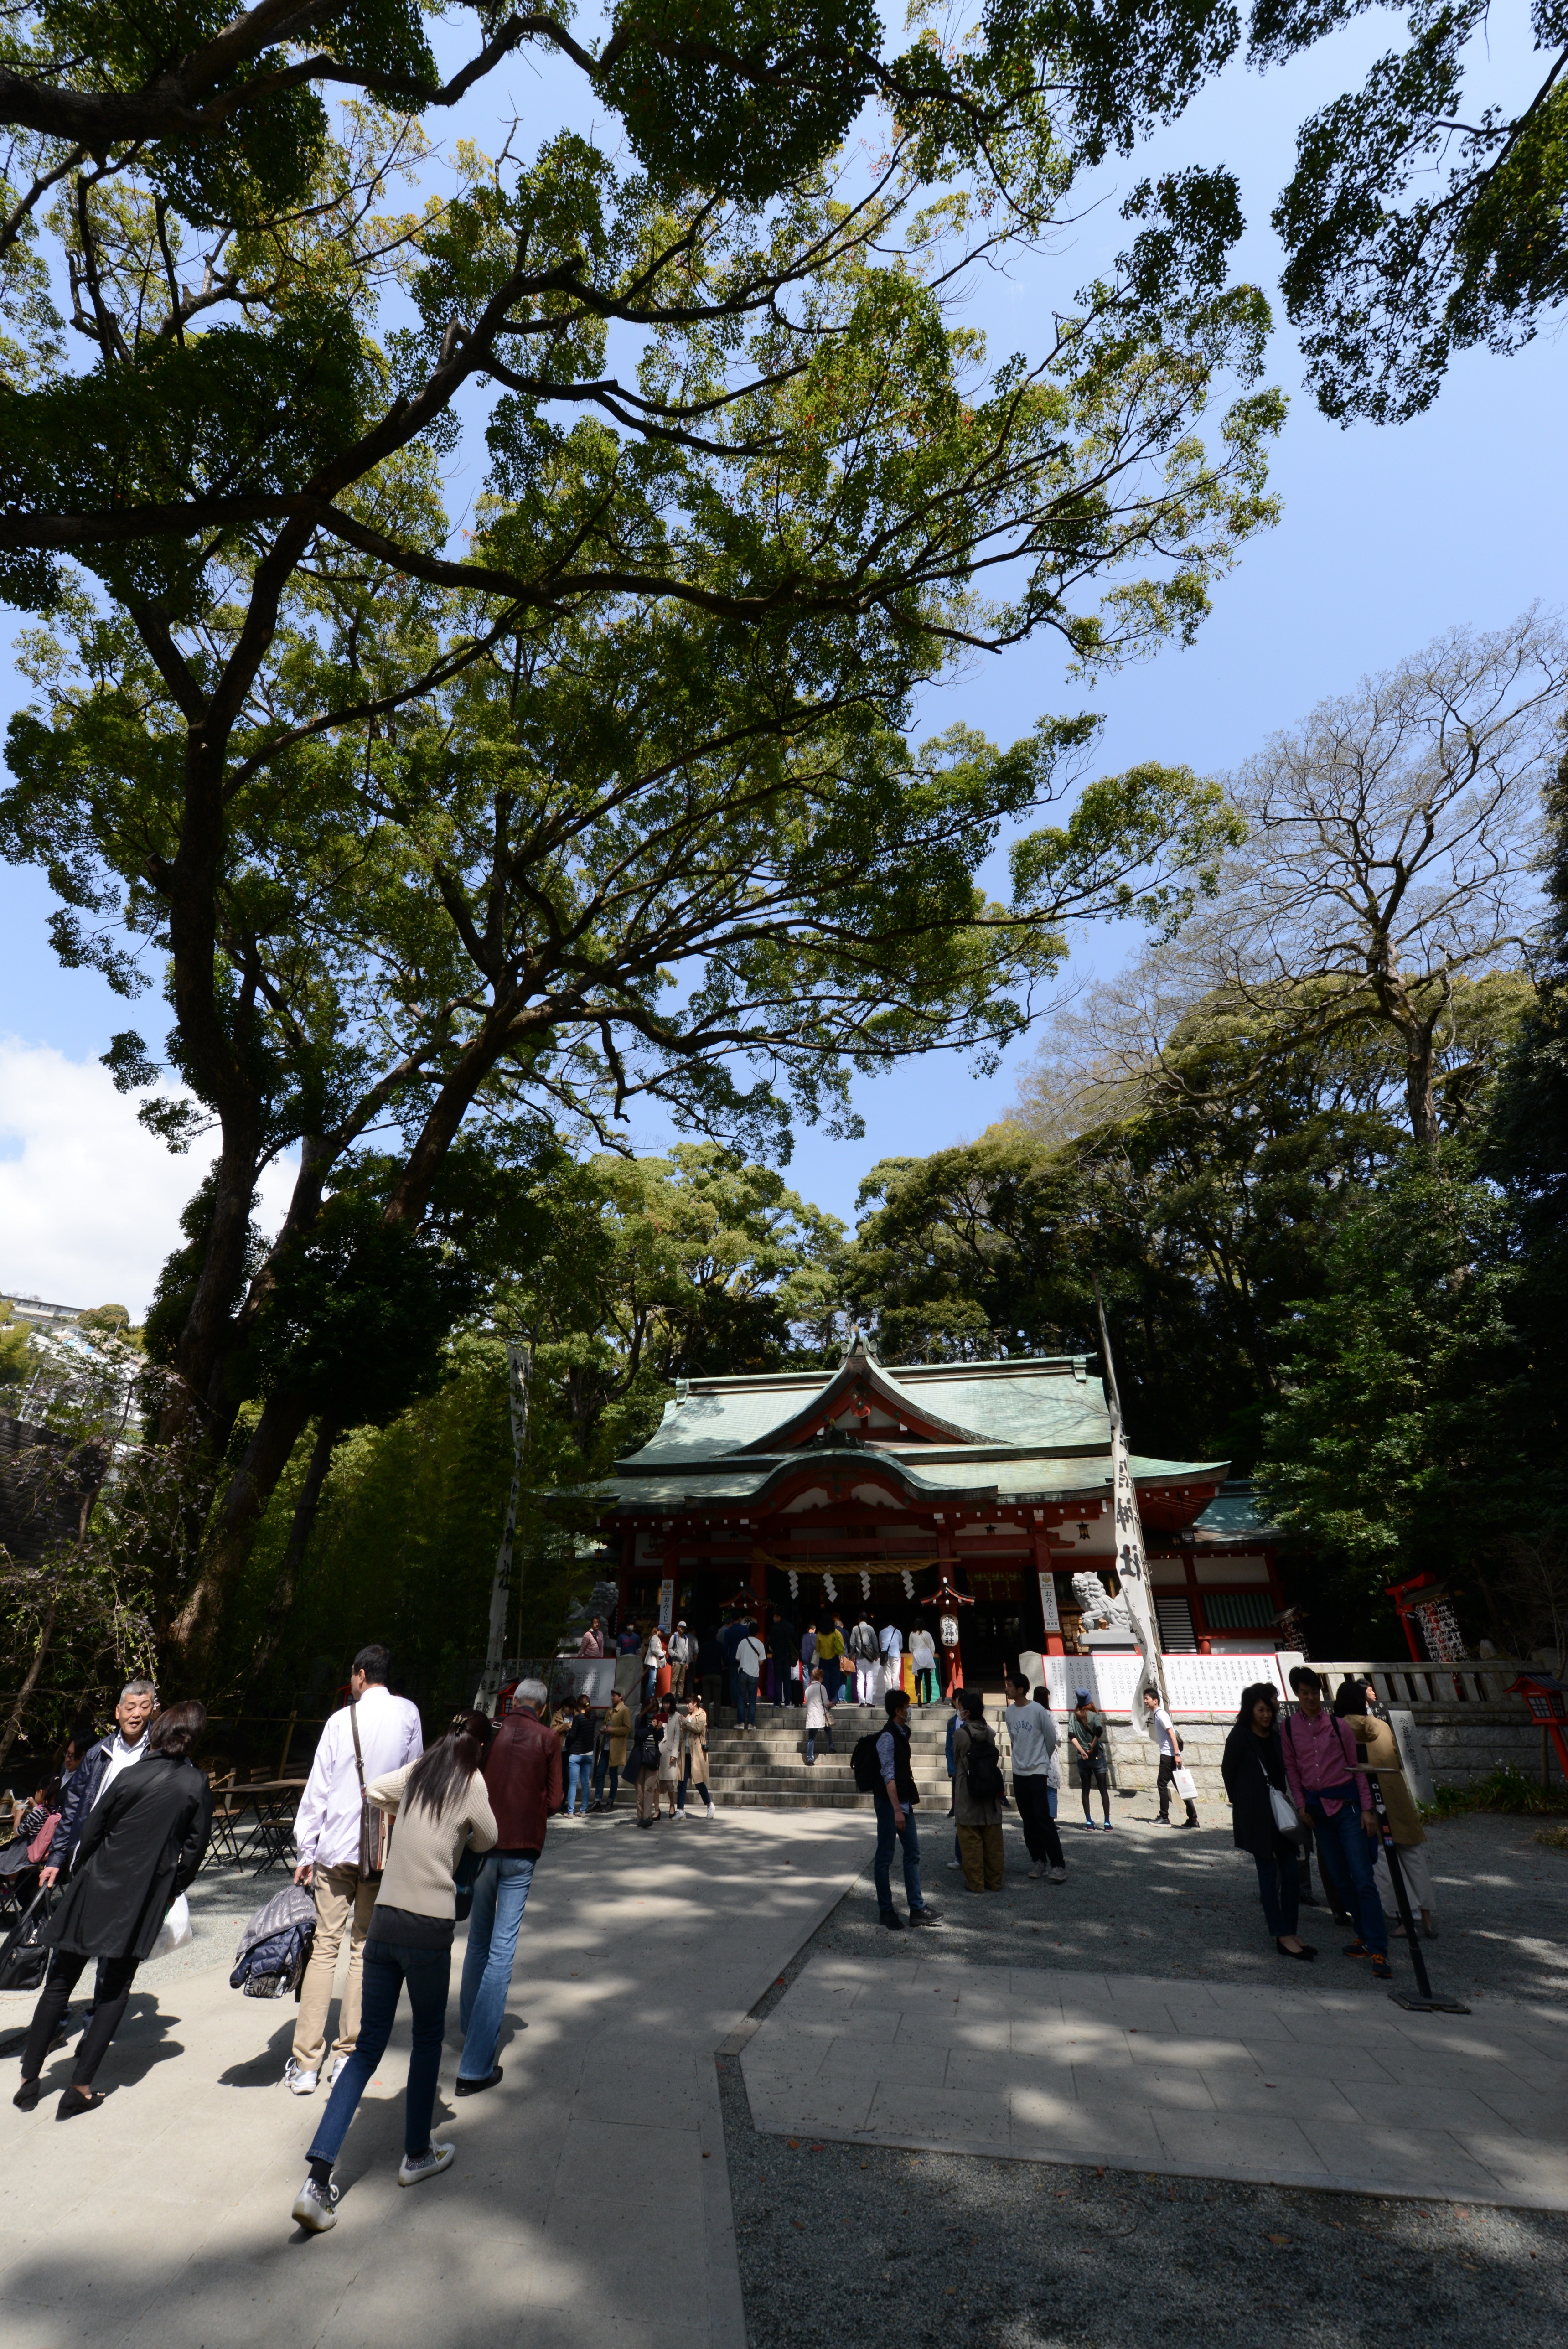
left=734, top=1621, right=767, bottom=1728
left=285, top=1643, right=423, bottom=2094
left=1143, top=1685, right=1198, bottom=1828
left=1003, top=1669, right=1067, bottom=1881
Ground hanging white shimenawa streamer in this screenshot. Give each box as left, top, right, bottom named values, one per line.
left=1094, top=1277, right=1167, bottom=1712
left=823, top=1573, right=837, bottom=1603
left=860, top=1570, right=872, bottom=1601
left=787, top=1570, right=799, bottom=1599
left=901, top=1569, right=915, bottom=1599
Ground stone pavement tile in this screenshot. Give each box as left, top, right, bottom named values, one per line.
left=1449, top=2133, right=1568, bottom=2208
left=1332, top=2083, right=1528, bottom=2135
left=812, top=2002, right=903, bottom=2043
left=1196, top=2068, right=1361, bottom=2119
left=1292, top=2118, right=1515, bottom=2201
left=1124, top=2070, right=1221, bottom=2112
left=1122, top=2033, right=1239, bottom=2070
left=1470, top=2085, right=1568, bottom=2139
left=859, top=2083, right=1011, bottom=2150
left=1005, top=2080, right=1083, bottom=2134
left=1149, top=2109, right=1333, bottom=2184
left=892, top=2009, right=1010, bottom=2053
left=1010, top=2095, right=1166, bottom=2167
left=810, top=2032, right=906, bottom=2080
left=942, top=2049, right=1018, bottom=2095
left=1239, top=2034, right=1401, bottom=2083
left=502, top=2312, right=691, bottom=2349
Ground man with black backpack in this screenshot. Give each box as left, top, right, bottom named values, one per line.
left=856, top=1691, right=941, bottom=1932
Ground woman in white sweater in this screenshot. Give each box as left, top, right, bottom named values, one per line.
left=291, top=1712, right=497, bottom=2235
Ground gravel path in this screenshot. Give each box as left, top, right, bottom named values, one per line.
left=717, top=1803, right=1568, bottom=2348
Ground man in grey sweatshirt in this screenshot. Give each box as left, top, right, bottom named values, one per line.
left=1003, top=1670, right=1067, bottom=1881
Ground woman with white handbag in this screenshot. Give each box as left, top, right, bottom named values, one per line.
left=1220, top=1686, right=1316, bottom=1962
left=13, top=1700, right=212, bottom=2115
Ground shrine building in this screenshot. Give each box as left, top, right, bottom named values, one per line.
left=590, top=1336, right=1284, bottom=1679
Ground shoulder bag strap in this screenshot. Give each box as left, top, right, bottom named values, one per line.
left=348, top=1700, right=388, bottom=1878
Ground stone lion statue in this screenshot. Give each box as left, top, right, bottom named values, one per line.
left=1071, top=1570, right=1132, bottom=1631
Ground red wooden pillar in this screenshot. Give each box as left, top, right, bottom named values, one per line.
left=937, top=1528, right=961, bottom=1694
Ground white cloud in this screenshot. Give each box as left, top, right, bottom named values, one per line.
left=0, top=1037, right=297, bottom=1318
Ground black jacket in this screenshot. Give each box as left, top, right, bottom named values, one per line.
left=1220, top=1723, right=1296, bottom=1859
left=43, top=1731, right=128, bottom=1871
left=44, top=1754, right=212, bottom=1961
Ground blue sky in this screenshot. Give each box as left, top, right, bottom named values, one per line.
left=1, top=11, right=1563, bottom=1300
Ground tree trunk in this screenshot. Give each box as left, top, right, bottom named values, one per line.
left=248, top=1418, right=341, bottom=1680
left=0, top=1593, right=59, bottom=1767
left=166, top=1389, right=312, bottom=1681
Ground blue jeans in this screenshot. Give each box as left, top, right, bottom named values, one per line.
left=1047, top=1785, right=1059, bottom=1819
left=873, top=1790, right=926, bottom=1916
left=736, top=1675, right=759, bottom=1727
left=1254, top=1838, right=1301, bottom=1939
left=307, top=1938, right=450, bottom=2165
left=458, top=1854, right=538, bottom=2082
left=1310, top=1798, right=1387, bottom=1956
left=807, top=1724, right=834, bottom=1761
left=567, top=1753, right=593, bottom=1814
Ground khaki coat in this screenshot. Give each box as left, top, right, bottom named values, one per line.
left=1344, top=1714, right=1425, bottom=1846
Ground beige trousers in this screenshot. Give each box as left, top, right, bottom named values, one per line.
left=292, top=1863, right=378, bottom=2071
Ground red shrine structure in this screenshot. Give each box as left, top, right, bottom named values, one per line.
left=587, top=1335, right=1284, bottom=1678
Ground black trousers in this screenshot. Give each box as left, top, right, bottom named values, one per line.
left=1079, top=1764, right=1111, bottom=1821
left=24, top=1948, right=139, bottom=2088
left=1157, top=1753, right=1196, bottom=1821
left=1013, top=1776, right=1065, bottom=1869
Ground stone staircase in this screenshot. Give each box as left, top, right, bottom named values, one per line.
left=704, top=1705, right=956, bottom=1811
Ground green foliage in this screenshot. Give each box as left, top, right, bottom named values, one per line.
left=1427, top=1764, right=1568, bottom=1819
left=1254, top=1152, right=1531, bottom=1592
left=0, top=1310, right=32, bottom=1389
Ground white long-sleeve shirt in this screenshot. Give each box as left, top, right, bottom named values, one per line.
left=294, top=1685, right=424, bottom=1869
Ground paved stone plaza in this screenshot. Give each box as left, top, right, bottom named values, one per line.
left=1, top=1802, right=1564, bottom=2349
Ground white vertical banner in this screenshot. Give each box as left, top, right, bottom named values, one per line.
left=1110, top=1417, right=1162, bottom=1707
left=658, top=1578, right=675, bottom=1632
left=1037, top=1571, right=1061, bottom=1635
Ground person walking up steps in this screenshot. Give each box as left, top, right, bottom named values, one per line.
left=802, top=1665, right=835, bottom=1763
left=734, top=1622, right=766, bottom=1728
left=1143, top=1686, right=1198, bottom=1828
left=285, top=1644, right=423, bottom=2096
left=1068, top=1691, right=1113, bottom=1830
left=290, top=1713, right=498, bottom=2233
left=850, top=1613, right=880, bottom=1704
left=952, top=1689, right=1005, bottom=1893
left=1003, top=1670, right=1066, bottom=1882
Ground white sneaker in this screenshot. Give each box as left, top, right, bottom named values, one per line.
left=398, top=2142, right=455, bottom=2189
left=1027, top=1863, right=1046, bottom=1879
left=1048, top=1866, right=1067, bottom=1883
left=325, top=2051, right=350, bottom=2086
left=292, top=2176, right=339, bottom=2231
left=283, top=2057, right=318, bottom=2095
left=946, top=1859, right=963, bottom=1869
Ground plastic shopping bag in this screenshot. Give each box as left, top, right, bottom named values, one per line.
left=151, top=1892, right=194, bottom=1959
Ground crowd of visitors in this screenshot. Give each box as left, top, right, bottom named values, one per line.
left=1, top=1614, right=1435, bottom=2238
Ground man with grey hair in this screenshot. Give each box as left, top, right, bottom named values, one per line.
left=39, top=1677, right=159, bottom=1886
left=285, top=1642, right=422, bottom=2095
left=455, top=1677, right=563, bottom=2096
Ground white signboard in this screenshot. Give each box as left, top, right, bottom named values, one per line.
left=657, top=1578, right=675, bottom=1633
left=1037, top=1571, right=1060, bottom=1635
left=1041, top=1652, right=1306, bottom=1718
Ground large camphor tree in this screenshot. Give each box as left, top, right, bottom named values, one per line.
left=0, top=3, right=1282, bottom=1680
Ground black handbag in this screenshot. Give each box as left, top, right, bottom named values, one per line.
left=0, top=1883, right=61, bottom=1992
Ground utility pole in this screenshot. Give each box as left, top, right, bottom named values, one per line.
left=476, top=1337, right=532, bottom=1714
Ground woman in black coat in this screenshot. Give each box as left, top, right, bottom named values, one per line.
left=1220, top=1684, right=1316, bottom=1963
left=14, top=1699, right=212, bottom=2116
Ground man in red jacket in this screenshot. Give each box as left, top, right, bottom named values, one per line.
left=455, top=1678, right=564, bottom=2096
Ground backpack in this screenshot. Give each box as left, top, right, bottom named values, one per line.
left=640, top=1731, right=662, bottom=1772
left=851, top=1733, right=884, bottom=1794
left=850, top=1624, right=878, bottom=1661
left=962, top=1734, right=1006, bottom=1808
